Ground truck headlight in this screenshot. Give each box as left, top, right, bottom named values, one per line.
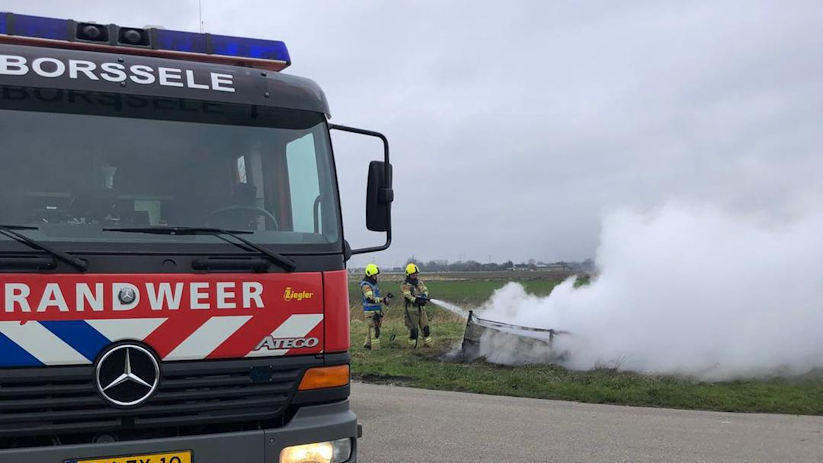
left=280, top=438, right=352, bottom=463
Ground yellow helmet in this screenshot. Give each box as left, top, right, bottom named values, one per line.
left=405, top=263, right=420, bottom=276
left=365, top=263, right=380, bottom=278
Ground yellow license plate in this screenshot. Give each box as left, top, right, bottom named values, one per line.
left=69, top=451, right=192, bottom=463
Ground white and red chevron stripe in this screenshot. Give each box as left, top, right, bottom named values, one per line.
left=0, top=273, right=337, bottom=367
left=0, top=313, right=325, bottom=366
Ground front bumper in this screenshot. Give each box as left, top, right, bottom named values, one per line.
left=0, top=400, right=357, bottom=463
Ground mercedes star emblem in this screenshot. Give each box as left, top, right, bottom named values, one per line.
left=118, top=287, right=137, bottom=305
left=95, top=344, right=160, bottom=407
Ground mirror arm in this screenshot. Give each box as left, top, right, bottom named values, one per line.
left=329, top=124, right=393, bottom=256
left=329, top=124, right=390, bottom=167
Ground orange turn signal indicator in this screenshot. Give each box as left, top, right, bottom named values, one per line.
left=298, top=365, right=350, bottom=391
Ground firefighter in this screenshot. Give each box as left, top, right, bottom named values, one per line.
left=360, top=263, right=392, bottom=350
left=401, top=263, right=432, bottom=347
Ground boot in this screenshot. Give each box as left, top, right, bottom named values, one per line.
left=371, top=337, right=380, bottom=351
left=423, top=336, right=433, bottom=347
left=408, top=338, right=417, bottom=348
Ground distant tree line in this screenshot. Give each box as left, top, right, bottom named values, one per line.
left=393, top=257, right=596, bottom=273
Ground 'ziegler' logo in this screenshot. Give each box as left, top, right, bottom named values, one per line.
left=284, top=287, right=313, bottom=301
left=254, top=336, right=319, bottom=351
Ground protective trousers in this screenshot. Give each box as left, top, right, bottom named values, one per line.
left=364, top=311, right=382, bottom=350
left=405, top=306, right=432, bottom=347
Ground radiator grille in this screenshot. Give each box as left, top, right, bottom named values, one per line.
left=0, top=357, right=305, bottom=439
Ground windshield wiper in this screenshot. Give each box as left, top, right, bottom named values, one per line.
left=0, top=224, right=88, bottom=271
left=104, top=226, right=297, bottom=272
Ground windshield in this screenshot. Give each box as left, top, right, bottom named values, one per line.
left=0, top=87, right=341, bottom=254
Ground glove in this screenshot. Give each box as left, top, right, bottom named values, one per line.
left=415, top=296, right=427, bottom=306
left=382, top=296, right=391, bottom=305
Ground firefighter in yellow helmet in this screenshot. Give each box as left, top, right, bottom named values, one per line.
left=360, top=263, right=393, bottom=350
left=400, top=263, right=432, bottom=347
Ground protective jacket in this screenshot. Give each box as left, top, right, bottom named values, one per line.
left=360, top=278, right=383, bottom=312
left=401, top=277, right=429, bottom=307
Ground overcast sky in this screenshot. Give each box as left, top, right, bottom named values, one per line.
left=5, top=1, right=822, bottom=267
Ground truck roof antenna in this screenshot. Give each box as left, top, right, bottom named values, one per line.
left=199, top=0, right=204, bottom=33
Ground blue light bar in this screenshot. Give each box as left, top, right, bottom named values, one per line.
left=153, top=29, right=290, bottom=66
left=210, top=34, right=290, bottom=63
left=0, top=12, right=291, bottom=70
left=154, top=29, right=207, bottom=54
left=9, top=13, right=68, bottom=41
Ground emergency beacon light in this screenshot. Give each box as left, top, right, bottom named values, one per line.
left=0, top=12, right=291, bottom=71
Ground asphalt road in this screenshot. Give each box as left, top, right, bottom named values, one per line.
left=351, top=382, right=823, bottom=463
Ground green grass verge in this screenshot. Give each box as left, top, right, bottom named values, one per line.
left=347, top=275, right=823, bottom=415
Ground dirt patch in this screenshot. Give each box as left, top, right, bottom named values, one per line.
left=354, top=373, right=416, bottom=386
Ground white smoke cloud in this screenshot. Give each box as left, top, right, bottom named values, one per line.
left=477, top=202, right=823, bottom=380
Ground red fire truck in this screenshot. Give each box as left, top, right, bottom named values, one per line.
left=0, top=11, right=393, bottom=463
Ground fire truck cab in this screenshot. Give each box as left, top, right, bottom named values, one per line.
left=0, top=12, right=393, bottom=463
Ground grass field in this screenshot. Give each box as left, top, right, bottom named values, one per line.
left=347, top=272, right=823, bottom=415
left=347, top=275, right=562, bottom=308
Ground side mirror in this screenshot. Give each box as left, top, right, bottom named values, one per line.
left=366, top=160, right=393, bottom=232
left=329, top=124, right=393, bottom=256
